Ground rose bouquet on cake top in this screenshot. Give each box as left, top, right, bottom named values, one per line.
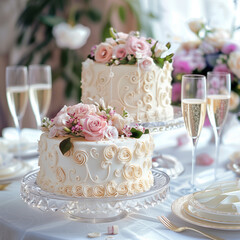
left=41, top=99, right=148, bottom=155
left=172, top=19, right=240, bottom=113
left=88, top=28, right=174, bottom=71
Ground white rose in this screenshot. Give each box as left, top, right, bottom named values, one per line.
left=228, top=51, right=240, bottom=79
left=188, top=19, right=205, bottom=34
left=154, top=43, right=168, bottom=57
left=104, top=126, right=119, bottom=140
left=229, top=91, right=240, bottom=111
left=205, top=29, right=230, bottom=49
left=53, top=23, right=90, bottom=49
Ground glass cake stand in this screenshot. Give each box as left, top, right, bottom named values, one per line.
left=20, top=169, right=170, bottom=223
left=140, top=106, right=184, bottom=178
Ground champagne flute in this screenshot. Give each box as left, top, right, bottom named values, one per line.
left=181, top=74, right=207, bottom=192
left=207, top=72, right=231, bottom=181
left=6, top=66, right=28, bottom=157
left=29, top=65, right=52, bottom=128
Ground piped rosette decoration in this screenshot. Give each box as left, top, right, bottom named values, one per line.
left=88, top=27, right=173, bottom=71
left=41, top=99, right=149, bottom=155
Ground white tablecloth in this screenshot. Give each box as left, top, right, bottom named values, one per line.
left=1, top=126, right=240, bottom=240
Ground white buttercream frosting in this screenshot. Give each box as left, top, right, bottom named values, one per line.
left=37, top=133, right=154, bottom=197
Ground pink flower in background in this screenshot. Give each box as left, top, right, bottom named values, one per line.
left=221, top=42, right=238, bottom=54
left=113, top=44, right=127, bottom=59
left=139, top=57, right=154, bottom=71
left=204, top=115, right=211, bottom=127
left=213, top=64, right=230, bottom=73
left=82, top=114, right=108, bottom=141
left=95, top=43, right=113, bottom=63
left=126, top=36, right=152, bottom=58
left=172, top=82, right=181, bottom=103
left=196, top=153, right=214, bottom=166
left=173, top=60, right=192, bottom=76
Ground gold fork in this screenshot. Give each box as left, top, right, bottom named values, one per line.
left=158, top=216, right=224, bottom=240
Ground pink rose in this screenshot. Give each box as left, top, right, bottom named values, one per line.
left=222, top=42, right=238, bottom=54
left=104, top=126, right=119, bottom=140
left=67, top=103, right=96, bottom=118
left=126, top=36, right=151, bottom=58
left=82, top=114, right=107, bottom=141
left=95, top=43, right=113, bottom=63
left=139, top=57, right=154, bottom=71
left=113, top=44, right=127, bottom=59
left=196, top=153, right=214, bottom=166
left=52, top=105, right=71, bottom=127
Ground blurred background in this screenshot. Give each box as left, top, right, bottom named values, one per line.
left=0, top=0, right=240, bottom=135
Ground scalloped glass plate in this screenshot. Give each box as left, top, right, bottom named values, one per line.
left=139, top=106, right=184, bottom=133
left=21, top=169, right=170, bottom=223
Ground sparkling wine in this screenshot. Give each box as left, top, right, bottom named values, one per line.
left=6, top=86, right=28, bottom=119
left=182, top=99, right=206, bottom=138
left=207, top=94, right=230, bottom=130
left=29, top=84, right=51, bottom=118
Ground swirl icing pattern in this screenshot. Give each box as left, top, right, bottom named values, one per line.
left=36, top=133, right=154, bottom=198
left=118, top=147, right=132, bottom=163
left=73, top=150, right=89, bottom=165
left=104, top=144, right=118, bottom=160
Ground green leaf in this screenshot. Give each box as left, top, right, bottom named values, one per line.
left=102, top=21, right=111, bottom=41
left=165, top=53, right=174, bottom=61
left=59, top=137, right=72, bottom=155
left=39, top=15, right=64, bottom=27
left=166, top=42, right=171, bottom=49
left=87, top=8, right=101, bottom=22
left=154, top=58, right=164, bottom=68
left=128, top=56, right=137, bottom=65
left=130, top=128, right=144, bottom=138
left=61, top=49, right=69, bottom=67
left=144, top=129, right=149, bottom=134
left=151, top=41, right=158, bottom=53
left=118, top=6, right=126, bottom=23
left=40, top=51, right=52, bottom=64
left=119, top=58, right=128, bottom=64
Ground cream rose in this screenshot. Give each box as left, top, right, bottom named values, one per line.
left=229, top=91, right=240, bottom=111
left=205, top=29, right=230, bottom=49
left=73, top=150, right=88, bottom=165
left=228, top=51, right=240, bottom=79
left=188, top=19, right=204, bottom=34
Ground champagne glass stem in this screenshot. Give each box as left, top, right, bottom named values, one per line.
left=214, top=130, right=221, bottom=181
left=191, top=138, right=198, bottom=190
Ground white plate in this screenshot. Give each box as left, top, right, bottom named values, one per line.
left=0, top=161, right=33, bottom=184
left=172, top=194, right=240, bottom=230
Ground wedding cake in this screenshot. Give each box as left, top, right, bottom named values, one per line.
left=81, top=29, right=174, bottom=123
left=37, top=102, right=154, bottom=197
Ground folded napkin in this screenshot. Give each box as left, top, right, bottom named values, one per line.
left=187, top=180, right=240, bottom=223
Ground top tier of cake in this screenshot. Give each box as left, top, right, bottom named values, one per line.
left=81, top=29, right=174, bottom=123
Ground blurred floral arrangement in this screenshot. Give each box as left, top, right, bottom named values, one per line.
left=172, top=19, right=240, bottom=113
left=16, top=0, right=156, bottom=101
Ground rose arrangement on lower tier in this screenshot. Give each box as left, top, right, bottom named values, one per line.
left=42, top=99, right=148, bottom=155
left=172, top=19, right=240, bottom=112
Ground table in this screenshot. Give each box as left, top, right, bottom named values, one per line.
left=0, top=127, right=240, bottom=240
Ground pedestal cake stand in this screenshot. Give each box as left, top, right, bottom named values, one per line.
left=140, top=106, right=184, bottom=178
left=21, top=169, right=170, bottom=223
